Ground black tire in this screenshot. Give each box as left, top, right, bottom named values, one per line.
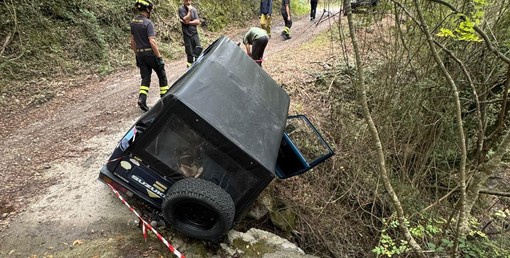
left=162, top=178, right=235, bottom=241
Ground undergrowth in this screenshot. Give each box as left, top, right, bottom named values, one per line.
left=0, top=0, right=261, bottom=102
left=260, top=12, right=510, bottom=257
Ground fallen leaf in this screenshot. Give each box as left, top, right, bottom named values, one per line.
left=72, top=239, right=84, bottom=246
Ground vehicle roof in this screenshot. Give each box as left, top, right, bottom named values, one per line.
left=138, top=36, right=290, bottom=174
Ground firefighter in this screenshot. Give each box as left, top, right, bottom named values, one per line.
left=130, top=0, right=169, bottom=112
left=259, top=0, right=273, bottom=36
left=178, top=0, right=202, bottom=68
left=243, top=27, right=269, bottom=67
left=281, top=0, right=292, bottom=40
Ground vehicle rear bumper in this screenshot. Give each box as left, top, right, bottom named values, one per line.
left=98, top=165, right=162, bottom=210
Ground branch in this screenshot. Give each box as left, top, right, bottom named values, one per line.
left=428, top=0, right=510, bottom=65
left=479, top=189, right=510, bottom=197
left=346, top=4, right=425, bottom=257
left=428, top=185, right=510, bottom=197
left=486, top=66, right=510, bottom=144
left=413, top=186, right=459, bottom=218
left=413, top=0, right=468, bottom=255
left=486, top=127, right=510, bottom=167
left=0, top=32, right=12, bottom=56
left=431, top=39, right=485, bottom=165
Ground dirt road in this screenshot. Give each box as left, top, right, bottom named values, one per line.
left=0, top=10, right=342, bottom=257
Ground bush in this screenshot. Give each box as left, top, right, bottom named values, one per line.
left=0, top=0, right=259, bottom=96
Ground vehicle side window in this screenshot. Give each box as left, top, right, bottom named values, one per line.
left=285, top=117, right=331, bottom=163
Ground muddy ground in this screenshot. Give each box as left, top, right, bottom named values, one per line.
left=0, top=9, right=343, bottom=258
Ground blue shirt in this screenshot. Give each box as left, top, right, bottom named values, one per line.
left=260, top=0, right=272, bottom=15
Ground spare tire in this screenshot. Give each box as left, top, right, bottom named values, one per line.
left=162, top=178, right=235, bottom=241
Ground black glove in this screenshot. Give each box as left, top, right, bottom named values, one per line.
left=157, top=57, right=165, bottom=68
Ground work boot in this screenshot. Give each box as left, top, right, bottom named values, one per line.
left=137, top=94, right=149, bottom=112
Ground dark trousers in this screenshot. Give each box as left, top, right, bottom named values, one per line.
left=183, top=33, right=201, bottom=66
left=136, top=51, right=168, bottom=92
left=282, top=11, right=293, bottom=29
left=251, top=36, right=269, bottom=67
left=281, top=11, right=292, bottom=37
left=310, top=0, right=318, bottom=19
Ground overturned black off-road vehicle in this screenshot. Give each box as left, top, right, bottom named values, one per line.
left=99, top=36, right=334, bottom=242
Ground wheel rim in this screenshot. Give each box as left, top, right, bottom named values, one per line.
left=175, top=201, right=218, bottom=230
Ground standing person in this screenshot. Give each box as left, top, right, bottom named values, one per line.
left=130, top=0, right=169, bottom=112
left=259, top=0, right=273, bottom=37
left=281, top=0, right=292, bottom=40
left=310, top=0, right=318, bottom=21
left=178, top=0, right=202, bottom=68
left=243, top=27, right=269, bottom=67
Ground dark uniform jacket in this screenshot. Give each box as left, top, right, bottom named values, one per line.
left=281, top=0, right=290, bottom=14
left=130, top=14, right=155, bottom=50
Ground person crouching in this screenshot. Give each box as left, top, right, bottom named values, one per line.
left=243, top=27, right=269, bottom=67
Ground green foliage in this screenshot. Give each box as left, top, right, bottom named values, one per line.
left=373, top=216, right=510, bottom=257
left=0, top=0, right=259, bottom=94
left=290, top=0, right=312, bottom=16
left=372, top=218, right=440, bottom=257
left=197, top=0, right=258, bottom=32
left=494, top=209, right=509, bottom=219
left=436, top=0, right=485, bottom=42
left=0, top=0, right=132, bottom=84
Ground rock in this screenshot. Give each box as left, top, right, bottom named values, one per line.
left=250, top=194, right=297, bottom=233
left=220, top=243, right=239, bottom=257
left=263, top=250, right=319, bottom=258
left=247, top=197, right=270, bottom=220
left=228, top=230, right=256, bottom=243
left=269, top=207, right=297, bottom=233
left=224, top=228, right=319, bottom=258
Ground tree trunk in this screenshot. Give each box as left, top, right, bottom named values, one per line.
left=345, top=4, right=425, bottom=257
left=465, top=123, right=510, bottom=218
left=412, top=0, right=468, bottom=256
